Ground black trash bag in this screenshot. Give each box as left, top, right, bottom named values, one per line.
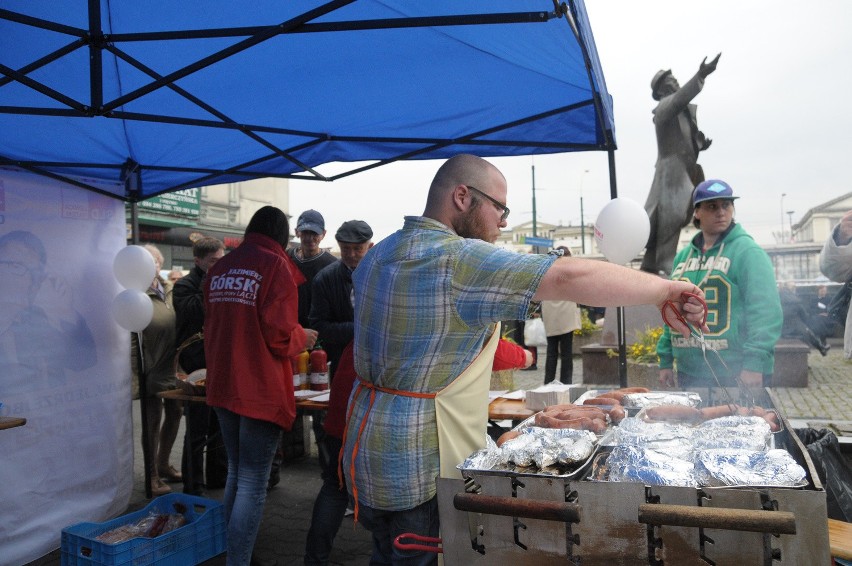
left=794, top=428, right=852, bottom=522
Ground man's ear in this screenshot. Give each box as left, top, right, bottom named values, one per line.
left=452, top=184, right=471, bottom=212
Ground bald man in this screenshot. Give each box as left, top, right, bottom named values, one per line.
left=341, top=154, right=707, bottom=564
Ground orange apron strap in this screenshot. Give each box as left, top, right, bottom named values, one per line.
left=344, top=380, right=439, bottom=523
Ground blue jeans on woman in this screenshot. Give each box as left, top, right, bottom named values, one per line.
left=213, top=407, right=282, bottom=566
left=357, top=496, right=440, bottom=565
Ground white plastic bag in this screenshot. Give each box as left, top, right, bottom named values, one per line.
left=523, top=318, right=547, bottom=347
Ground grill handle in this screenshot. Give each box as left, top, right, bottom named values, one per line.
left=453, top=493, right=580, bottom=523
left=638, top=503, right=796, bottom=534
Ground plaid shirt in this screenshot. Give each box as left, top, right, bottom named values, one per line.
left=343, top=216, right=554, bottom=510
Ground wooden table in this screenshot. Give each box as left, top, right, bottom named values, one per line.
left=487, top=397, right=534, bottom=421
left=829, top=518, right=852, bottom=560
left=295, top=393, right=535, bottom=422
left=0, top=416, right=26, bottom=430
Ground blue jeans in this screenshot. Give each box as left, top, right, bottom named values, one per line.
left=357, top=497, right=440, bottom=566
left=304, top=435, right=351, bottom=565
left=214, top=407, right=282, bottom=566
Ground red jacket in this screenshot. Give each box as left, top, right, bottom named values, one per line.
left=492, top=339, right=530, bottom=371
left=204, top=233, right=306, bottom=430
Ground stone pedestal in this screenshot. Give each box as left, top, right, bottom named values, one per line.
left=573, top=330, right=603, bottom=352
left=490, top=369, right=515, bottom=391
left=581, top=304, right=663, bottom=386
left=626, top=361, right=660, bottom=390
left=771, top=339, right=809, bottom=387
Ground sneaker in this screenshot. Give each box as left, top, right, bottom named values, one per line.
left=344, top=507, right=355, bottom=517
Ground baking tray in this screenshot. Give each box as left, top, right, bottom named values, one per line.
left=575, top=389, right=702, bottom=410
left=458, top=415, right=600, bottom=479
left=587, top=446, right=809, bottom=489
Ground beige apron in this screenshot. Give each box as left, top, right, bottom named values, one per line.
left=434, top=323, right=501, bottom=478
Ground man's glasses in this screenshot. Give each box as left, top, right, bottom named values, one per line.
left=467, top=185, right=510, bottom=221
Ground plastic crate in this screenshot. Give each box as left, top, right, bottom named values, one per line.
left=61, top=493, right=225, bottom=566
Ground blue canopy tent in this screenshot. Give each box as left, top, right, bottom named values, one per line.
left=1, top=3, right=634, bottom=560
left=0, top=0, right=616, bottom=201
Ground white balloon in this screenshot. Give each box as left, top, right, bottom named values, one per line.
left=111, top=289, right=154, bottom=332
left=113, top=245, right=156, bottom=290
left=594, top=198, right=651, bottom=265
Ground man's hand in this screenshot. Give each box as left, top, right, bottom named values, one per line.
left=739, top=369, right=763, bottom=390
left=304, top=328, right=318, bottom=350
left=835, top=209, right=852, bottom=245
left=659, top=368, right=675, bottom=388
left=698, top=52, right=721, bottom=78
left=522, top=349, right=534, bottom=369
left=659, top=281, right=710, bottom=337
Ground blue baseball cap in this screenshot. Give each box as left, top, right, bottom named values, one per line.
left=693, top=179, right=739, bottom=205
left=296, top=209, right=325, bottom=233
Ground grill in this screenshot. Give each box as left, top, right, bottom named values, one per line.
left=437, top=391, right=830, bottom=565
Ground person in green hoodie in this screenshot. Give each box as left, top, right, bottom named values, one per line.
left=657, top=179, right=782, bottom=399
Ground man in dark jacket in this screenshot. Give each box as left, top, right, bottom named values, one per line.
left=305, top=220, right=373, bottom=565
left=173, top=236, right=226, bottom=495
left=309, top=220, right=374, bottom=381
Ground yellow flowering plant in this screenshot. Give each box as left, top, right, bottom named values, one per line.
left=573, top=308, right=600, bottom=337
left=606, top=325, right=663, bottom=364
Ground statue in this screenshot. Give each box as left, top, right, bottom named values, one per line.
left=640, top=53, right=721, bottom=276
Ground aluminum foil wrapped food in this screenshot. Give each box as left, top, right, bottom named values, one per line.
left=694, top=416, right=772, bottom=452
left=695, top=448, right=807, bottom=487
left=501, top=433, right=543, bottom=467
left=458, top=426, right=597, bottom=474
left=460, top=447, right=504, bottom=471
left=598, top=444, right=697, bottom=487
left=500, top=429, right=596, bottom=468
left=622, top=391, right=701, bottom=409
left=600, top=417, right=695, bottom=460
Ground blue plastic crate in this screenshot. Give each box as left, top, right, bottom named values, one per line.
left=61, top=493, right=225, bottom=566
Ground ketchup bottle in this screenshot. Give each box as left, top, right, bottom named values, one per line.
left=309, top=346, right=329, bottom=391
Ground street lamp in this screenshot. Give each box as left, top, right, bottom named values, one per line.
left=579, top=169, right=589, bottom=254
left=780, top=193, right=787, bottom=243
left=787, top=210, right=795, bottom=242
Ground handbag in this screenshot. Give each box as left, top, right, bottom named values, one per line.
left=523, top=318, right=548, bottom=347
left=827, top=277, right=852, bottom=324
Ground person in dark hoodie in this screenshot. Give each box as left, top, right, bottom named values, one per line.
left=657, top=180, right=782, bottom=400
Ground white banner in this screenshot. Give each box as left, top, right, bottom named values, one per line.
left=0, top=168, right=132, bottom=565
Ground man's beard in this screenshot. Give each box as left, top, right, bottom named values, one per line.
left=456, top=202, right=496, bottom=243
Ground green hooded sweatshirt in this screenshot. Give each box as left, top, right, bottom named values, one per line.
left=657, top=222, right=782, bottom=383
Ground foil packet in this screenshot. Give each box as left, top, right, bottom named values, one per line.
left=694, top=416, right=771, bottom=452
left=458, top=428, right=596, bottom=474
left=600, top=416, right=695, bottom=460
left=695, top=448, right=807, bottom=487
left=622, top=391, right=701, bottom=409
left=597, top=444, right=697, bottom=487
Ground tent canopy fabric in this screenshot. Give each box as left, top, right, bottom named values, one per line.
left=0, top=0, right=615, bottom=201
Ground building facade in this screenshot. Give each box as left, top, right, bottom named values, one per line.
left=128, top=178, right=290, bottom=273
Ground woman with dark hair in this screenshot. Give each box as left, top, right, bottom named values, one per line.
left=204, top=206, right=318, bottom=565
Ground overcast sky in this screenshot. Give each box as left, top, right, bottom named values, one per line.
left=289, top=0, right=852, bottom=247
